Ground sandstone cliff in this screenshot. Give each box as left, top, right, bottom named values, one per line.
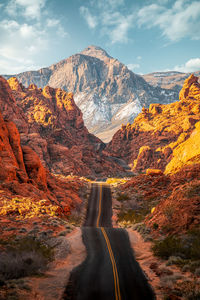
left=0, top=107, right=83, bottom=216
left=107, top=74, right=200, bottom=174
left=1, top=76, right=124, bottom=177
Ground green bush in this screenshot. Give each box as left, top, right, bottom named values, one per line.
left=152, top=229, right=200, bottom=262
left=152, top=235, right=182, bottom=259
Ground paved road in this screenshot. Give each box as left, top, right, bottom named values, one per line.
left=63, top=183, right=155, bottom=300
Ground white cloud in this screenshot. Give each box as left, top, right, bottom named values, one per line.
left=80, top=2, right=135, bottom=44
left=96, top=0, right=124, bottom=9
left=173, top=58, right=200, bottom=72
left=0, top=19, right=48, bottom=68
left=0, top=0, right=68, bottom=74
left=138, top=0, right=200, bottom=41
left=80, top=6, right=98, bottom=29
left=127, top=63, right=140, bottom=71
left=6, top=0, right=46, bottom=20
left=46, top=18, right=67, bottom=37
left=110, top=15, right=134, bottom=44
left=101, top=11, right=134, bottom=44
left=46, top=18, right=59, bottom=27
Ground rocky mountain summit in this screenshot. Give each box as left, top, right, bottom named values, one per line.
left=107, top=74, right=200, bottom=174
left=0, top=76, right=125, bottom=177
left=3, top=46, right=179, bottom=142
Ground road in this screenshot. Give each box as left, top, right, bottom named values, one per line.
left=63, top=183, right=155, bottom=300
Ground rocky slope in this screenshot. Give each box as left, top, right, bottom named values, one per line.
left=107, top=74, right=200, bottom=174
left=142, top=70, right=200, bottom=90
left=0, top=105, right=83, bottom=217
left=3, top=46, right=179, bottom=142
left=0, top=76, right=125, bottom=177
left=116, top=163, right=200, bottom=236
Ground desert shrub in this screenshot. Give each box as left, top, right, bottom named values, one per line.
left=187, top=228, right=200, bottom=260
left=9, top=236, right=53, bottom=261
left=116, top=193, right=130, bottom=202
left=153, top=223, right=159, bottom=230
left=67, top=210, right=82, bottom=226
left=152, top=235, right=182, bottom=259
left=118, top=208, right=149, bottom=224
left=174, top=280, right=200, bottom=299
left=0, top=251, right=46, bottom=280
left=152, top=229, right=200, bottom=263
left=0, top=237, right=53, bottom=281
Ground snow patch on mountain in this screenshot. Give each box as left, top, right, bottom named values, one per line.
left=113, top=98, right=142, bottom=121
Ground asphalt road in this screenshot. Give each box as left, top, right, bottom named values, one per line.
left=63, top=183, right=155, bottom=300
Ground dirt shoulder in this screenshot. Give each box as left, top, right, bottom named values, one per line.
left=29, top=228, right=86, bottom=300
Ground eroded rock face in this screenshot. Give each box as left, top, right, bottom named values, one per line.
left=120, top=164, right=200, bottom=234
left=146, top=164, right=200, bottom=234
left=107, top=74, right=200, bottom=174
left=179, top=74, right=200, bottom=101
left=0, top=112, right=27, bottom=182
left=0, top=108, right=82, bottom=213
left=0, top=76, right=29, bottom=134
left=2, top=76, right=125, bottom=177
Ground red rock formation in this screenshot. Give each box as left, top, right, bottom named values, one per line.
left=145, top=164, right=200, bottom=234
left=0, top=107, right=82, bottom=214
left=0, top=76, right=29, bottom=134
left=1, top=76, right=125, bottom=177
left=120, top=164, right=200, bottom=234
left=107, top=74, right=200, bottom=174
left=179, top=74, right=200, bottom=101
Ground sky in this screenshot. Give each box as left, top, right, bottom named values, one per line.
left=0, top=0, right=200, bottom=75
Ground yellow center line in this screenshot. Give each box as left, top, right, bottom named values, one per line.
left=96, top=183, right=122, bottom=300
left=101, top=227, right=122, bottom=300
left=96, top=183, right=102, bottom=227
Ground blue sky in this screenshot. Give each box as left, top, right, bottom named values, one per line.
left=0, top=0, right=200, bottom=75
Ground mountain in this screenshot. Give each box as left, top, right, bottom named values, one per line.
left=142, top=70, right=200, bottom=90
left=3, top=45, right=179, bottom=142
left=107, top=74, right=200, bottom=174
left=0, top=76, right=125, bottom=178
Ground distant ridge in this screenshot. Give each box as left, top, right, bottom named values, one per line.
left=3, top=45, right=179, bottom=142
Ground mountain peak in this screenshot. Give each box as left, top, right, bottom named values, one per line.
left=80, top=45, right=111, bottom=60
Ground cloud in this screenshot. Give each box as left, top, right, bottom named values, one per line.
left=46, top=18, right=67, bottom=37
left=5, top=0, right=46, bottom=20
left=0, top=19, right=48, bottom=71
left=80, top=1, right=135, bottom=44
left=80, top=6, right=98, bottom=29
left=138, top=0, right=200, bottom=41
left=0, top=1, right=67, bottom=74
left=101, top=11, right=134, bottom=44
left=96, top=0, right=124, bottom=9
left=173, top=58, right=200, bottom=72
left=127, top=63, right=140, bottom=71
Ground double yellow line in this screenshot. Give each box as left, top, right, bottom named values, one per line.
left=101, top=227, right=122, bottom=300
left=96, top=183, right=121, bottom=300
left=96, top=183, right=102, bottom=227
